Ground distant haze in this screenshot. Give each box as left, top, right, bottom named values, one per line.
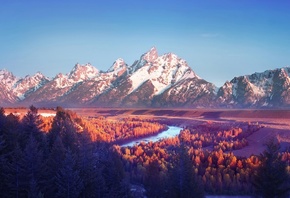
left=0, top=0, right=289, bottom=87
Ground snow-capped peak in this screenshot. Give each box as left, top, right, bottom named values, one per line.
left=107, top=58, right=127, bottom=72
left=13, top=72, right=50, bottom=100
left=68, top=63, right=99, bottom=82
left=0, top=69, right=19, bottom=90
left=30, top=72, right=50, bottom=81
left=141, top=46, right=158, bottom=62
left=128, top=48, right=200, bottom=95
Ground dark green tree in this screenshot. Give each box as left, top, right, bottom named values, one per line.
left=55, top=149, right=83, bottom=198
left=96, top=143, right=131, bottom=198
left=0, top=134, right=8, bottom=194
left=144, top=159, right=165, bottom=198
left=43, top=135, right=66, bottom=197
left=22, top=135, right=44, bottom=197
left=78, top=130, right=104, bottom=198
left=47, top=107, right=78, bottom=151
left=167, top=144, right=204, bottom=198
left=253, top=139, right=290, bottom=198
left=2, top=113, right=20, bottom=153
left=5, top=143, right=26, bottom=198
left=20, top=105, right=44, bottom=148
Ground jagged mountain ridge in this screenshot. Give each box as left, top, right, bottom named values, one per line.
left=0, top=47, right=289, bottom=108
left=217, top=67, right=290, bottom=107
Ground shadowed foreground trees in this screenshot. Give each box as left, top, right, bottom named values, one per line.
left=0, top=107, right=132, bottom=198
left=166, top=144, right=205, bottom=198
left=253, top=139, right=290, bottom=198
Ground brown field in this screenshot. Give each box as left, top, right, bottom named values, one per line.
left=5, top=107, right=290, bottom=157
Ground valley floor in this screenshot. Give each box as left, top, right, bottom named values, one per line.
left=71, top=108, right=290, bottom=157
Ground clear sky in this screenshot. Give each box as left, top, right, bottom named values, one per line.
left=0, top=0, right=290, bottom=86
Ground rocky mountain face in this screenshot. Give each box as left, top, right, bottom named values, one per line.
left=217, top=68, right=290, bottom=107
left=93, top=47, right=216, bottom=107
left=0, top=47, right=289, bottom=108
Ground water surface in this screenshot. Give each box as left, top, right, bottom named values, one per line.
left=120, top=126, right=182, bottom=147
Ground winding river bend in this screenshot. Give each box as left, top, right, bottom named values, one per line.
left=120, top=126, right=183, bottom=147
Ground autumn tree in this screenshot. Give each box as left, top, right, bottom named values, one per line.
left=253, top=139, right=290, bottom=198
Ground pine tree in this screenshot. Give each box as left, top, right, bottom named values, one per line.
left=167, top=144, right=204, bottom=198
left=0, top=134, right=8, bottom=194
left=20, top=105, right=44, bottom=148
left=22, top=135, right=44, bottom=197
left=2, top=113, right=20, bottom=153
left=5, top=144, right=26, bottom=197
left=253, top=139, right=290, bottom=198
left=43, top=135, right=66, bottom=197
left=144, top=159, right=165, bottom=198
left=0, top=107, right=6, bottom=130
left=78, top=131, right=101, bottom=198
left=47, top=107, right=78, bottom=151
left=55, top=149, right=83, bottom=198
left=95, top=143, right=131, bottom=197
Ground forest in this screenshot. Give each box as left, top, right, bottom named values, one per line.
left=0, top=106, right=290, bottom=198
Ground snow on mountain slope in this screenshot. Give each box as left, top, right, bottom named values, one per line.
left=217, top=67, right=290, bottom=107
left=61, top=60, right=128, bottom=104
left=0, top=69, right=19, bottom=91
left=129, top=48, right=199, bottom=95
left=153, top=77, right=217, bottom=107
left=22, top=63, right=100, bottom=104
left=68, top=63, right=99, bottom=82
left=93, top=47, right=215, bottom=107
left=13, top=72, right=50, bottom=100
left=0, top=69, right=49, bottom=103
left=2, top=48, right=290, bottom=108
left=107, top=58, right=127, bottom=73
left=0, top=83, right=18, bottom=104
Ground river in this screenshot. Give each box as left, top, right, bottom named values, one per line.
left=120, top=126, right=182, bottom=147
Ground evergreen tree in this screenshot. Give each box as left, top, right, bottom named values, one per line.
left=47, top=107, right=78, bottom=151
left=96, top=143, right=131, bottom=197
left=5, top=143, right=26, bottom=197
left=20, top=105, right=44, bottom=148
left=2, top=113, right=20, bottom=153
left=55, top=149, right=84, bottom=198
left=22, top=135, right=44, bottom=197
left=253, top=139, right=290, bottom=198
left=0, top=134, right=8, bottom=194
left=78, top=131, right=101, bottom=198
left=167, top=144, right=204, bottom=198
left=0, top=107, right=6, bottom=130
left=144, top=159, right=165, bottom=198
left=43, top=135, right=66, bottom=197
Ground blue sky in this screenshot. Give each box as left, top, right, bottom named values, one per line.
left=0, top=0, right=290, bottom=86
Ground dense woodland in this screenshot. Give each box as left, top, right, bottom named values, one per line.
left=0, top=106, right=290, bottom=197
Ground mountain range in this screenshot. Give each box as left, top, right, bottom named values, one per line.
left=1, top=47, right=289, bottom=108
